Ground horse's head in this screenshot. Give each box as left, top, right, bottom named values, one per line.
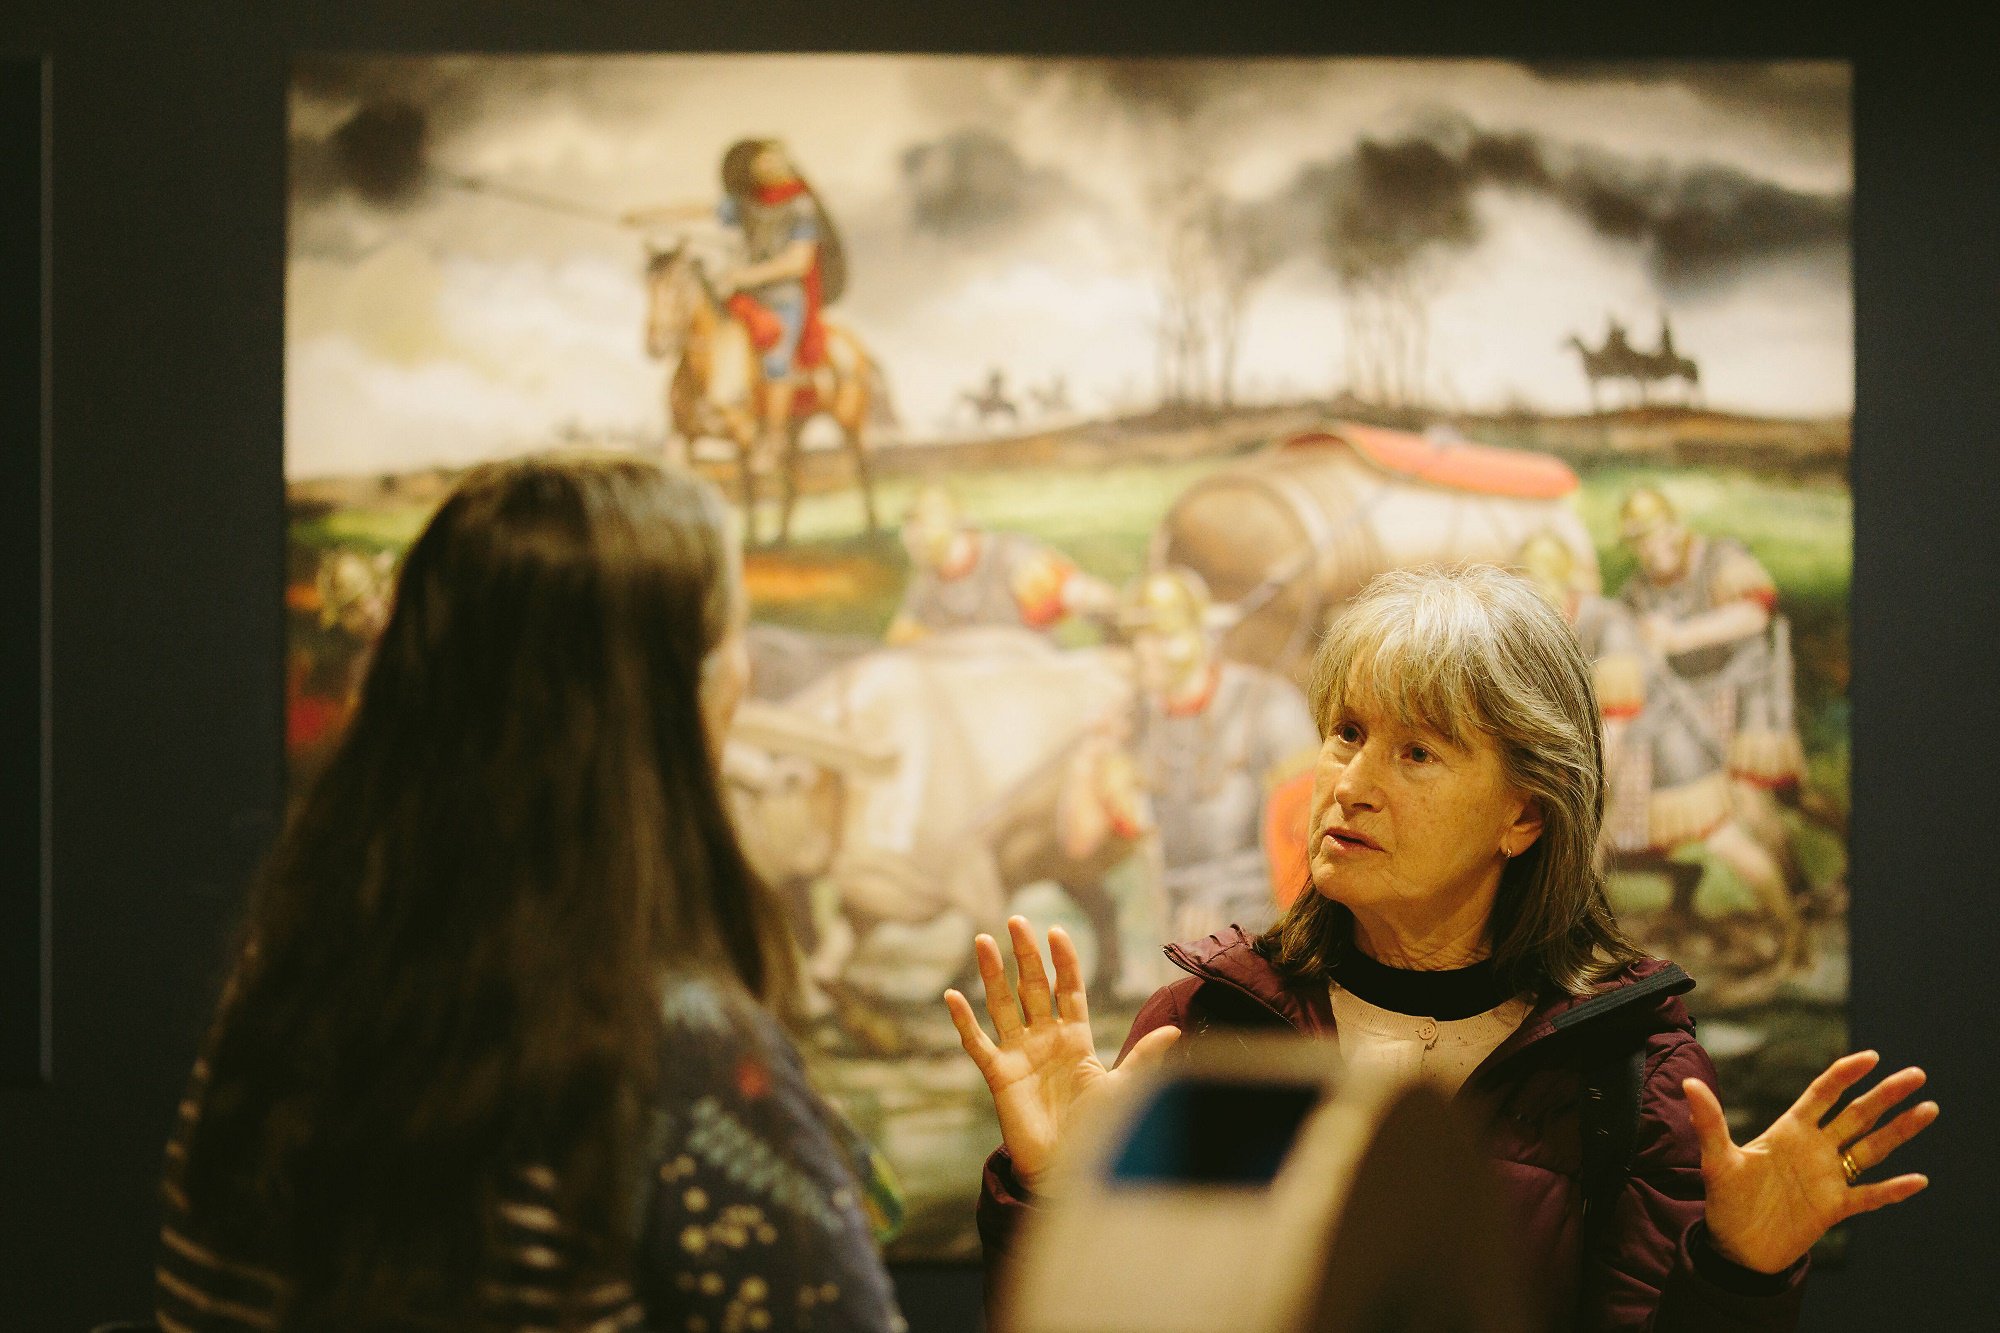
left=641, top=243, right=703, bottom=361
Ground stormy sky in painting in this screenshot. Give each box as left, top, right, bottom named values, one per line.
left=287, top=56, right=1850, bottom=478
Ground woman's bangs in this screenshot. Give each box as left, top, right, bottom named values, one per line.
left=1323, top=596, right=1489, bottom=750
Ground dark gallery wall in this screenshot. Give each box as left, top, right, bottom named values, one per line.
left=0, top=3, right=1993, bottom=1329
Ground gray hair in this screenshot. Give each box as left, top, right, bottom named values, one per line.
left=1261, top=564, right=1644, bottom=997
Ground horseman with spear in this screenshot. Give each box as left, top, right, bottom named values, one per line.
left=624, top=139, right=882, bottom=544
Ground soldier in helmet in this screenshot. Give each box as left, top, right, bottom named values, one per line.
left=885, top=484, right=1116, bottom=644
left=1516, top=530, right=1808, bottom=969
left=1118, top=566, right=1320, bottom=942
left=1618, top=487, right=1806, bottom=790
left=1612, top=490, right=1814, bottom=966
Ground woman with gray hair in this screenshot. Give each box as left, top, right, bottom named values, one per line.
left=949, top=564, right=1934, bottom=1331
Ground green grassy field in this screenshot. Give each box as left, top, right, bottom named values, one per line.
left=291, top=502, right=437, bottom=555
left=728, top=459, right=1234, bottom=639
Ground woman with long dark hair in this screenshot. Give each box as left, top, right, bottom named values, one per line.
left=159, top=456, right=904, bottom=1332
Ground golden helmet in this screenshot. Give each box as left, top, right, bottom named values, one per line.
left=903, top=482, right=962, bottom=533
left=316, top=548, right=392, bottom=632
left=901, top=483, right=966, bottom=568
left=1617, top=486, right=1681, bottom=543
left=1117, top=566, right=1212, bottom=639
left=1514, top=530, right=1579, bottom=601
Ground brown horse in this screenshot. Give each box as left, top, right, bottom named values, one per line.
left=643, top=245, right=882, bottom=545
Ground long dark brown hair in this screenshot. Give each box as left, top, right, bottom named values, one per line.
left=1258, top=565, right=1646, bottom=999
left=181, top=455, right=794, bottom=1329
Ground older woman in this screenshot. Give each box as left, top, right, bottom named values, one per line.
left=946, top=565, right=1934, bottom=1332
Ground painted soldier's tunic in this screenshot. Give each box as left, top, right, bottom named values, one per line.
left=896, top=533, right=1079, bottom=638
left=719, top=192, right=819, bottom=379
left=1132, top=661, right=1319, bottom=941
left=1619, top=536, right=1805, bottom=801
left=1572, top=592, right=1736, bottom=853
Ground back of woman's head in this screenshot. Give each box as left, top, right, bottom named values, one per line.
left=184, top=454, right=790, bottom=1328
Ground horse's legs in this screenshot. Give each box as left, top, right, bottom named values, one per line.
left=845, top=422, right=879, bottom=536
left=776, top=424, right=803, bottom=547
left=734, top=426, right=760, bottom=547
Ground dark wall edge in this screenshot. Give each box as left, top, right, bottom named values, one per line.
left=0, top=53, right=52, bottom=1089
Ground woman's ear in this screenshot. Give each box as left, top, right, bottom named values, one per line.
left=1508, top=795, right=1546, bottom=856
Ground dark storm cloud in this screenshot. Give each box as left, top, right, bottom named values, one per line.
left=1557, top=153, right=1848, bottom=281
left=290, top=95, right=436, bottom=211
left=1264, top=114, right=1848, bottom=286
left=328, top=101, right=430, bottom=206
left=291, top=56, right=649, bottom=211
left=899, top=129, right=1084, bottom=239
left=291, top=58, right=459, bottom=209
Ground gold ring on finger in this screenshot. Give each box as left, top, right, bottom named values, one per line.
left=1840, top=1149, right=1862, bottom=1186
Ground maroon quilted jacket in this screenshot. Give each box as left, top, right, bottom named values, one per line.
left=976, top=928, right=1807, bottom=1332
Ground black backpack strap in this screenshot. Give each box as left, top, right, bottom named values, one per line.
left=1578, top=1043, right=1648, bottom=1252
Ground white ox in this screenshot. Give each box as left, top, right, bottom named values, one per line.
left=725, top=627, right=1156, bottom=1027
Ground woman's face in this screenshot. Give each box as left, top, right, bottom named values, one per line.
left=700, top=545, right=752, bottom=761
left=1306, top=683, right=1543, bottom=940
left=701, top=622, right=750, bottom=763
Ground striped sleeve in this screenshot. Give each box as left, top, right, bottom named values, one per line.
left=156, top=1061, right=285, bottom=1333
left=157, top=1062, right=651, bottom=1333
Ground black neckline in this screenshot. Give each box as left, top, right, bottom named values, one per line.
left=1331, top=950, right=1511, bottom=1021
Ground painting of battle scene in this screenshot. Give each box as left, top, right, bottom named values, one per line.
left=285, top=56, right=1851, bottom=1260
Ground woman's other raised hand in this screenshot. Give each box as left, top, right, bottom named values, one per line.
left=943, top=916, right=1180, bottom=1189
left=1688, top=1050, right=1937, bottom=1274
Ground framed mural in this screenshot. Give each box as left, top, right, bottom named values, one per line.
left=2, top=53, right=48, bottom=1089
left=285, top=56, right=1852, bottom=1259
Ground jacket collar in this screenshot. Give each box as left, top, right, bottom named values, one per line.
left=1161, top=928, right=1696, bottom=1074
left=1163, top=927, right=1336, bottom=1034
left=1465, top=957, right=1695, bottom=1086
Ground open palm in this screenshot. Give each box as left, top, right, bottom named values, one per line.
left=1688, top=1051, right=1937, bottom=1274
left=944, top=916, right=1180, bottom=1188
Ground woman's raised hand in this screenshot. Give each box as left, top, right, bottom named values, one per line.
left=1687, top=1051, right=1937, bottom=1274
left=944, top=916, right=1179, bottom=1189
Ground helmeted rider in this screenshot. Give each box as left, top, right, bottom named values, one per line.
left=624, top=138, right=847, bottom=472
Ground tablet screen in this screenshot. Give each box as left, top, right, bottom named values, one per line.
left=1108, top=1080, right=1322, bottom=1186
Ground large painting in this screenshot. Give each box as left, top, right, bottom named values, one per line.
left=286, top=56, right=1852, bottom=1259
